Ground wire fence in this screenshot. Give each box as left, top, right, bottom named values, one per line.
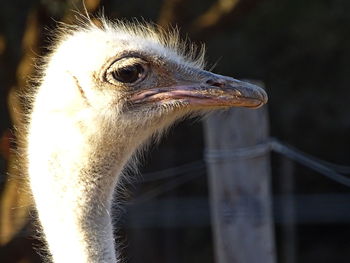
left=134, top=137, right=350, bottom=203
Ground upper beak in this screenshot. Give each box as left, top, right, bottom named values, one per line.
left=130, top=69, right=268, bottom=109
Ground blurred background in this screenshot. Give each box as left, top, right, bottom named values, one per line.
left=1, top=0, right=350, bottom=262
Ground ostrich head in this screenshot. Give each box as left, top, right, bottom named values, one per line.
left=27, top=18, right=267, bottom=263
left=38, top=20, right=266, bottom=140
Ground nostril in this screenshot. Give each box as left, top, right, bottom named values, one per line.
left=206, top=79, right=224, bottom=88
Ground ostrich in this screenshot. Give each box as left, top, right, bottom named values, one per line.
left=26, top=17, right=267, bottom=263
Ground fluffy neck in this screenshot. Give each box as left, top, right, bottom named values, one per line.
left=27, top=87, right=149, bottom=262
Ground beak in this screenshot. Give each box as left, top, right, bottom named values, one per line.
left=130, top=69, right=268, bottom=109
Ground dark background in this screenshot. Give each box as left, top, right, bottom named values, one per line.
left=1, top=0, right=350, bottom=262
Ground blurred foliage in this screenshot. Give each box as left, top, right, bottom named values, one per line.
left=1, top=0, right=350, bottom=262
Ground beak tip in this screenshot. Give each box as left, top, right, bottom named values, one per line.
left=261, top=89, right=268, bottom=104
left=245, top=82, right=268, bottom=108
left=253, top=90, right=268, bottom=109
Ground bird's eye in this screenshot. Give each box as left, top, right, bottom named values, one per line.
left=110, top=64, right=145, bottom=84
left=104, top=57, right=148, bottom=86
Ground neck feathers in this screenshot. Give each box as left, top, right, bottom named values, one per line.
left=27, top=94, right=149, bottom=262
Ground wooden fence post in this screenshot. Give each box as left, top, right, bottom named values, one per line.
left=203, top=105, right=276, bottom=263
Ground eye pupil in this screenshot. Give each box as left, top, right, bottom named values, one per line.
left=111, top=64, right=144, bottom=83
